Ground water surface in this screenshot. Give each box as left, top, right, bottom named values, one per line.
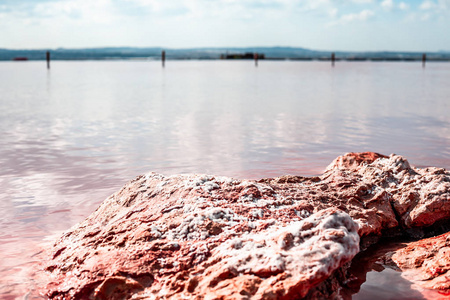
left=0, top=60, right=449, bottom=297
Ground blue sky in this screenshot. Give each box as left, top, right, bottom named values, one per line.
left=1, top=0, right=449, bottom=51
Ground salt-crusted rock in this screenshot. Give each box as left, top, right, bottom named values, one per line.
left=392, top=232, right=450, bottom=292
left=41, top=152, right=450, bottom=299
left=324, top=152, right=450, bottom=234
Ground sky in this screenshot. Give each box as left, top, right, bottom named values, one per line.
left=1, top=0, right=449, bottom=51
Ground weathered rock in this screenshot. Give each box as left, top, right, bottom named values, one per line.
left=392, top=232, right=450, bottom=292
left=40, top=152, right=450, bottom=299
left=324, top=152, right=450, bottom=235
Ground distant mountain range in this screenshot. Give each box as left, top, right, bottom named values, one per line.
left=1, top=47, right=449, bottom=61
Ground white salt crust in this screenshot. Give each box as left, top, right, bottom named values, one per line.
left=213, top=208, right=360, bottom=278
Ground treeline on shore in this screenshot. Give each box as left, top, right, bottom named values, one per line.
left=1, top=47, right=449, bottom=61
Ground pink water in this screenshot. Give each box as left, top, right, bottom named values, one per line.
left=0, top=60, right=449, bottom=298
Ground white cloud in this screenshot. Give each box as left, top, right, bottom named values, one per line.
left=420, top=0, right=436, bottom=10
left=438, top=0, right=450, bottom=9
left=298, top=0, right=332, bottom=11
left=418, top=0, right=450, bottom=19
left=421, top=12, right=431, bottom=20
left=398, top=2, right=409, bottom=10
left=7, top=0, right=118, bottom=23
left=328, top=7, right=338, bottom=18
left=381, top=0, right=394, bottom=10
left=340, top=9, right=374, bottom=23
left=1, top=0, right=450, bottom=49
left=427, top=0, right=450, bottom=10
left=351, top=0, right=374, bottom=3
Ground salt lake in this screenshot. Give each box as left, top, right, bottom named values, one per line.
left=0, top=60, right=449, bottom=298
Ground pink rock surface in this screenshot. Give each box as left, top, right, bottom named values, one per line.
left=39, top=152, right=450, bottom=299
left=392, top=232, right=450, bottom=293
left=324, top=152, right=450, bottom=232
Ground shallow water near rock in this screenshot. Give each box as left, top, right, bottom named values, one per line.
left=0, top=61, right=449, bottom=298
left=344, top=237, right=450, bottom=300
left=355, top=268, right=423, bottom=299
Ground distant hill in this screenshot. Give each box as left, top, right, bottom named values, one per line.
left=0, top=47, right=449, bottom=61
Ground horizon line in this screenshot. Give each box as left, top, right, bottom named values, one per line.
left=1, top=46, right=449, bottom=54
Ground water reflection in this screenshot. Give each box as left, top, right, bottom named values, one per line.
left=0, top=61, right=449, bottom=297
left=341, top=238, right=450, bottom=300
left=343, top=240, right=425, bottom=300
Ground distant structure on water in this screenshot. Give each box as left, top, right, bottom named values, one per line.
left=1, top=47, right=448, bottom=62
left=12, top=57, right=28, bottom=61
left=221, top=52, right=265, bottom=60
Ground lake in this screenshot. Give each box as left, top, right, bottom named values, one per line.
left=0, top=60, right=449, bottom=298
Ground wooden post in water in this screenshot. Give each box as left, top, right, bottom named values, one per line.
left=331, top=52, right=335, bottom=67
left=162, top=50, right=166, bottom=68
left=46, top=51, right=50, bottom=69
left=254, top=53, right=258, bottom=67
left=422, top=53, right=426, bottom=68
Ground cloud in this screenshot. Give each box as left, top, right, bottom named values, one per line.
left=1, top=0, right=450, bottom=50
left=381, top=0, right=410, bottom=11
left=339, top=9, right=374, bottom=23
left=398, top=2, right=409, bottom=10
left=439, top=0, right=450, bottom=9
left=297, top=0, right=333, bottom=11
left=351, top=0, right=374, bottom=3
left=381, top=0, right=394, bottom=10
left=421, top=12, right=431, bottom=20
left=420, top=0, right=450, bottom=10
left=115, top=0, right=190, bottom=18
left=1, top=0, right=118, bottom=23
left=328, top=7, right=338, bottom=18
left=417, top=0, right=450, bottom=20
left=420, top=0, right=436, bottom=9
left=403, top=0, right=449, bottom=23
